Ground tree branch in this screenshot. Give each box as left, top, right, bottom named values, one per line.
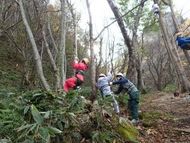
left=93, top=0, right=148, bottom=40
left=161, top=0, right=170, bottom=6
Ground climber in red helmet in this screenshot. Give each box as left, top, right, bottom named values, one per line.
left=63, top=57, right=89, bottom=93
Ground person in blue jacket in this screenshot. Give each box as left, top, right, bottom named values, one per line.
left=110, top=73, right=140, bottom=124
left=176, top=36, right=190, bottom=50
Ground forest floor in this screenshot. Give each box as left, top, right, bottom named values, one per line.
left=138, top=92, right=190, bottom=143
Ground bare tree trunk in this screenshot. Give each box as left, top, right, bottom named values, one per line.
left=137, top=32, right=145, bottom=91
left=137, top=58, right=145, bottom=91
left=47, top=12, right=58, bottom=59
left=66, top=0, right=78, bottom=58
left=21, top=59, right=30, bottom=87
left=158, top=7, right=190, bottom=92
left=18, top=0, right=50, bottom=91
left=161, top=30, right=181, bottom=88
left=42, top=26, right=60, bottom=91
left=105, top=44, right=109, bottom=74
left=96, top=37, right=103, bottom=76
left=131, top=0, right=145, bottom=86
left=86, top=0, right=96, bottom=98
left=73, top=14, right=77, bottom=58
left=59, top=0, right=67, bottom=89
left=107, top=0, right=136, bottom=83
left=168, top=0, right=190, bottom=66
left=110, top=40, right=115, bottom=73
left=183, top=50, right=190, bottom=65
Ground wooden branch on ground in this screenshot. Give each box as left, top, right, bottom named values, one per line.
left=174, top=128, right=190, bottom=133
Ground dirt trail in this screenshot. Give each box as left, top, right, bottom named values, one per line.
left=139, top=92, right=190, bottom=143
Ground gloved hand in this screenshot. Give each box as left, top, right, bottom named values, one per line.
left=109, top=82, right=113, bottom=86
left=76, top=86, right=81, bottom=90
left=74, top=56, right=79, bottom=61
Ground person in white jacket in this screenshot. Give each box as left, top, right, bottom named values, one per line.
left=96, top=73, right=120, bottom=113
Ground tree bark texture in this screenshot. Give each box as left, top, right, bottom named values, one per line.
left=137, top=32, right=145, bottom=91
left=66, top=0, right=78, bottom=58
left=19, top=0, right=50, bottom=91
left=131, top=0, right=145, bottom=85
left=47, top=12, right=58, bottom=59
left=59, top=0, right=67, bottom=88
left=86, top=0, right=96, bottom=97
left=42, top=26, right=60, bottom=91
left=168, top=1, right=190, bottom=66
left=158, top=9, right=190, bottom=92
left=107, top=0, right=136, bottom=83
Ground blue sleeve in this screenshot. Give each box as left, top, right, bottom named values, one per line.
left=177, top=37, right=190, bottom=46
left=112, top=78, right=128, bottom=85
left=184, top=37, right=190, bottom=43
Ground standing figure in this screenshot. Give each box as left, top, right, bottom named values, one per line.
left=63, top=58, right=89, bottom=93
left=72, top=57, right=89, bottom=71
left=110, top=73, right=140, bottom=124
left=96, top=73, right=120, bottom=113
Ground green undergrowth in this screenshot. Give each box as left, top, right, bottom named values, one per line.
left=0, top=90, right=140, bottom=143
left=163, top=84, right=177, bottom=93
left=0, top=69, right=21, bottom=90
left=141, top=111, right=174, bottom=127
left=0, top=39, right=22, bottom=90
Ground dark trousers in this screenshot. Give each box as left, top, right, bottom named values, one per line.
left=128, top=91, right=139, bottom=120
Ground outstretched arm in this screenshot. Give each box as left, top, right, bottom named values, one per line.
left=113, top=78, right=128, bottom=85
left=114, top=85, right=123, bottom=94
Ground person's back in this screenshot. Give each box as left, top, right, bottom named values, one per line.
left=63, top=74, right=84, bottom=93
left=122, top=78, right=138, bottom=94
left=96, top=73, right=112, bottom=96
left=112, top=75, right=138, bottom=94
left=96, top=73, right=120, bottom=113
left=111, top=73, right=140, bottom=123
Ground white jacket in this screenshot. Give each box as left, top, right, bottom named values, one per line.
left=96, top=73, right=112, bottom=96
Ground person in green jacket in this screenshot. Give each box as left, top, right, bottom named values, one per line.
left=110, top=73, right=140, bottom=124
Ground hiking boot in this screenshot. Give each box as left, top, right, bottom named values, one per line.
left=131, top=119, right=139, bottom=125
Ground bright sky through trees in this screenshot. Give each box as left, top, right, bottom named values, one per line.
left=49, top=0, right=190, bottom=59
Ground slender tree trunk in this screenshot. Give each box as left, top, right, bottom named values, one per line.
left=66, top=0, right=78, bottom=58
left=132, top=0, right=145, bottom=85
left=47, top=12, right=58, bottom=59
left=137, top=32, right=145, bottom=91
left=158, top=8, right=190, bottom=92
left=42, top=26, right=60, bottom=91
left=168, top=1, right=190, bottom=66
left=59, top=0, right=67, bottom=89
left=107, top=0, right=136, bottom=83
left=73, top=13, right=78, bottom=58
left=183, top=50, right=190, bottom=64
left=86, top=0, right=96, bottom=98
left=19, top=0, right=50, bottom=91
left=97, top=37, right=103, bottom=76
left=137, top=56, right=145, bottom=91
left=21, top=59, right=30, bottom=87
left=105, top=42, right=109, bottom=73
left=110, top=40, right=115, bottom=73
left=161, top=30, right=180, bottom=88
